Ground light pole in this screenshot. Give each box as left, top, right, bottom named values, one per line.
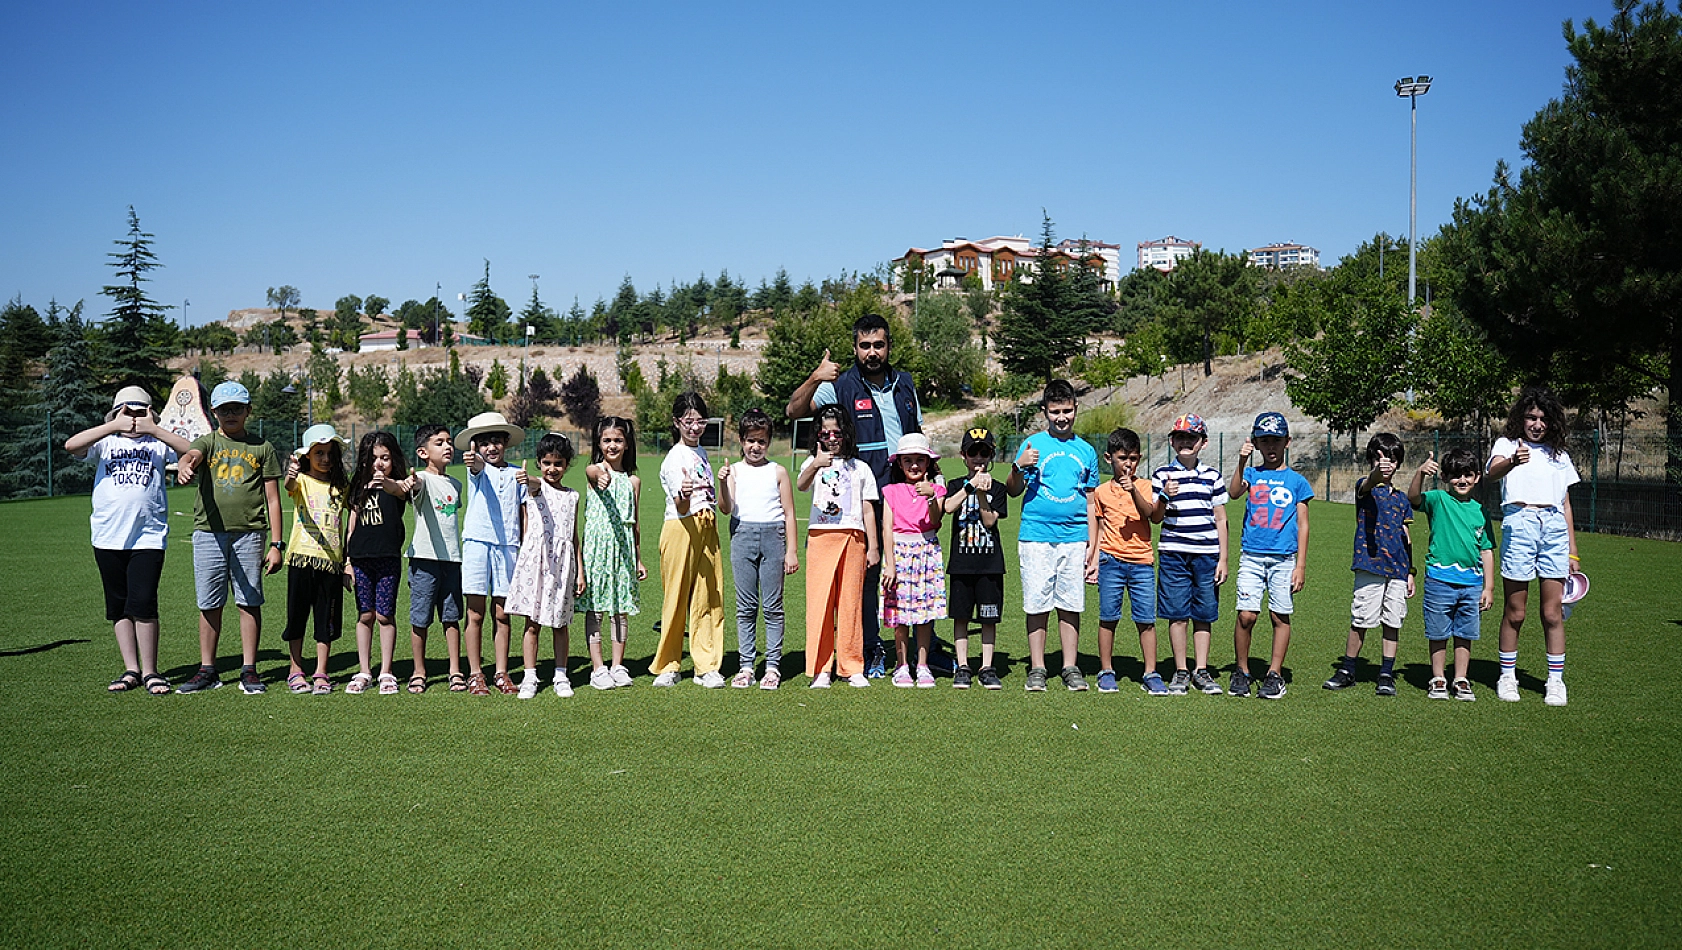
left=182, top=298, right=190, bottom=330
left=1394, top=75, right=1432, bottom=308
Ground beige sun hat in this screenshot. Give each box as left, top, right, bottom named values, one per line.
left=888, top=432, right=939, bottom=461
left=455, top=411, right=526, bottom=452
left=105, top=385, right=157, bottom=422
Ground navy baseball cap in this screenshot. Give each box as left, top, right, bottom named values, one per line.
left=1251, top=412, right=1289, bottom=438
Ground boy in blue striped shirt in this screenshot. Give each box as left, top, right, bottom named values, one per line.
left=1149, top=414, right=1229, bottom=695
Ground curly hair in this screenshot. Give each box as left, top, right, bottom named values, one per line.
left=1504, top=385, right=1568, bottom=455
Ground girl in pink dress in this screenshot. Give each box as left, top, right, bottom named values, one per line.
left=880, top=433, right=947, bottom=688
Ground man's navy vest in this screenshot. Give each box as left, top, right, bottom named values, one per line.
left=833, top=364, right=920, bottom=486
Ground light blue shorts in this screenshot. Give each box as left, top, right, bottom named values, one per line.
left=462, top=539, right=517, bottom=598
left=1235, top=552, right=1295, bottom=615
left=1499, top=505, right=1569, bottom=582
left=1423, top=577, right=1481, bottom=642
left=192, top=530, right=266, bottom=610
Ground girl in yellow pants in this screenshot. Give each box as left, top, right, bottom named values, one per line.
left=653, top=393, right=726, bottom=686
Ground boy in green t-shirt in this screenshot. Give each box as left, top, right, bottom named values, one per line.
left=1408, top=447, right=1495, bottom=701
left=174, top=382, right=284, bottom=694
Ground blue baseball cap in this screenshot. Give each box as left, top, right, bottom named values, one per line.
left=210, top=381, right=251, bottom=408
left=1251, top=412, right=1289, bottom=438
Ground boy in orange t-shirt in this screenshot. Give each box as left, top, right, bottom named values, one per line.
left=1085, top=428, right=1162, bottom=694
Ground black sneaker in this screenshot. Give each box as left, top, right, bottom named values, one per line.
left=1024, top=667, right=1048, bottom=692
left=239, top=668, right=267, bottom=694
left=1374, top=672, right=1397, bottom=697
left=953, top=666, right=972, bottom=690
left=1228, top=669, right=1252, bottom=697
left=176, top=667, right=221, bottom=694
left=1259, top=670, right=1287, bottom=699
left=978, top=667, right=1002, bottom=690
left=1323, top=668, right=1356, bottom=690
left=1059, top=667, right=1088, bottom=691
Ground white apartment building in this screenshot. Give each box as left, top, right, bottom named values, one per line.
left=1137, top=236, right=1200, bottom=271
left=1248, top=242, right=1321, bottom=269
left=893, top=235, right=1124, bottom=292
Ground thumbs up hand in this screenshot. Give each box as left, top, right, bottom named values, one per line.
left=811, top=348, right=840, bottom=383
left=515, top=460, right=531, bottom=487
left=1417, top=451, right=1439, bottom=479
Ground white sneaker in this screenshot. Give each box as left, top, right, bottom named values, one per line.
left=610, top=665, right=633, bottom=687
left=1544, top=677, right=1568, bottom=706
left=847, top=673, right=870, bottom=688
left=552, top=672, right=574, bottom=698
left=810, top=672, right=832, bottom=689
left=589, top=667, right=616, bottom=690
left=759, top=668, right=781, bottom=690
left=517, top=675, right=540, bottom=700
left=1497, top=672, right=1521, bottom=702
left=697, top=670, right=726, bottom=689
left=652, top=671, right=680, bottom=687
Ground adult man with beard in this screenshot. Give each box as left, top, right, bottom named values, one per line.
left=786, top=312, right=935, bottom=677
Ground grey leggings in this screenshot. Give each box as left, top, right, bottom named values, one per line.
left=729, top=518, right=785, bottom=670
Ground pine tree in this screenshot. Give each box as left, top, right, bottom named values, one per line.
left=997, top=213, right=1085, bottom=381
left=0, top=305, right=105, bottom=497
left=99, top=208, right=176, bottom=393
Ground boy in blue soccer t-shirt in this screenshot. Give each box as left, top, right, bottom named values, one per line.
left=1226, top=411, right=1313, bottom=699
left=1323, top=433, right=1414, bottom=697
left=1006, top=379, right=1100, bottom=692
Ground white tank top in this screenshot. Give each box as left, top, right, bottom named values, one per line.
left=729, top=461, right=784, bottom=523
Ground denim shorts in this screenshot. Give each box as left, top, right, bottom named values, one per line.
left=462, top=539, right=517, bottom=598
left=1499, top=505, right=1569, bottom=582
left=1156, top=550, right=1219, bottom=624
left=192, top=530, right=266, bottom=610
left=1423, top=577, right=1481, bottom=641
left=1097, top=553, right=1155, bottom=625
left=1235, top=552, right=1295, bottom=615
left=409, top=558, right=464, bottom=627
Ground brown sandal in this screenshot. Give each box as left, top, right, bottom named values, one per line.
left=467, top=672, right=491, bottom=696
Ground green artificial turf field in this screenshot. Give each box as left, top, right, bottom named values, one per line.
left=1, top=454, right=1678, bottom=948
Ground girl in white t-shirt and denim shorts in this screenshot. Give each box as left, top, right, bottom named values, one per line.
left=1486, top=386, right=1580, bottom=707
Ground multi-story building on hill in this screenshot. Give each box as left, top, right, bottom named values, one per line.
left=892, top=235, right=1123, bottom=292
left=1137, top=236, right=1200, bottom=272
left=1248, top=242, right=1321, bottom=269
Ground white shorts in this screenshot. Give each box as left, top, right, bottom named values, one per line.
left=1235, top=552, right=1296, bottom=615
left=462, top=539, right=517, bottom=598
left=1019, top=541, right=1086, bottom=615
left=1350, top=571, right=1408, bottom=630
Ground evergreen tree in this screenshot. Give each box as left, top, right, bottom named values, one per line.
left=99, top=208, right=175, bottom=393
left=486, top=359, right=510, bottom=400
left=466, top=260, right=512, bottom=340
left=0, top=305, right=106, bottom=497
left=1156, top=249, right=1258, bottom=376
left=559, top=366, right=602, bottom=431
left=997, top=213, right=1085, bottom=381
left=1442, top=0, right=1682, bottom=479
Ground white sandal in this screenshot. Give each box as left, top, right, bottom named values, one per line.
left=346, top=672, right=375, bottom=694
left=377, top=672, right=399, bottom=695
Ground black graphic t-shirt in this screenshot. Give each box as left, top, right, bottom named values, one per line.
left=346, top=489, right=407, bottom=559
left=945, top=476, right=1008, bottom=576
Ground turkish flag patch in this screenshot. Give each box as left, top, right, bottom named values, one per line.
left=853, top=398, right=873, bottom=411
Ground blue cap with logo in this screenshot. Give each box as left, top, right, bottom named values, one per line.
left=1251, top=411, right=1289, bottom=438
left=210, top=381, right=251, bottom=408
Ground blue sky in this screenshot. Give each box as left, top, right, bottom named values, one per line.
left=1, top=0, right=1600, bottom=327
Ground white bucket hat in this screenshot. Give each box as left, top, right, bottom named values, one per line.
left=889, top=432, right=939, bottom=461
left=105, top=385, right=156, bottom=422
left=455, top=411, right=526, bottom=452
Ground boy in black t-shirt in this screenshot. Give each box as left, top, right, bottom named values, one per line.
left=941, top=428, right=1009, bottom=689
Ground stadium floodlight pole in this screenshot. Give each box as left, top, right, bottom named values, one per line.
left=1394, top=76, right=1432, bottom=309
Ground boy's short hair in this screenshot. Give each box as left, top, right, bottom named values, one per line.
left=1440, top=447, right=1480, bottom=479
left=1107, top=428, right=1141, bottom=455
left=738, top=408, right=773, bottom=439
left=1364, top=432, right=1405, bottom=465
left=415, top=423, right=448, bottom=448
left=1041, top=378, right=1076, bottom=407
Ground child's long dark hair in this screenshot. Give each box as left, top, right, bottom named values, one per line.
left=591, top=416, right=637, bottom=474
left=306, top=441, right=350, bottom=497
left=810, top=405, right=856, bottom=459
left=1503, top=385, right=1568, bottom=455
left=349, top=430, right=406, bottom=510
